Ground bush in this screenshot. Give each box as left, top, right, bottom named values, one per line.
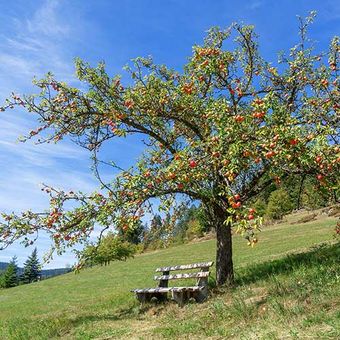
left=253, top=198, right=267, bottom=217
left=185, top=219, right=205, bottom=240
left=81, top=233, right=136, bottom=266
left=266, top=189, right=293, bottom=220
left=145, top=239, right=166, bottom=250
left=301, top=185, right=329, bottom=209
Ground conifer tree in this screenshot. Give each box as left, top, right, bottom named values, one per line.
left=0, top=272, right=4, bottom=288
left=2, top=256, right=18, bottom=288
left=22, top=248, right=41, bottom=284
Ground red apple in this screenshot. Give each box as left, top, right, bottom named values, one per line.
left=183, top=83, right=193, bottom=95
left=265, top=151, right=275, bottom=159
left=168, top=172, right=176, bottom=180
left=189, top=160, right=197, bottom=168
left=234, top=194, right=241, bottom=201
left=232, top=201, right=241, bottom=209
left=235, top=115, right=244, bottom=123
left=124, top=99, right=134, bottom=109
left=315, top=155, right=322, bottom=163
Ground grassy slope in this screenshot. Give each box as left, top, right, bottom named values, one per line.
left=0, top=211, right=339, bottom=339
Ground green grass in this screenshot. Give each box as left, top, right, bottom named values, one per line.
left=0, top=211, right=339, bottom=339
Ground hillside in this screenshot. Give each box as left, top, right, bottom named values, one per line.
left=0, top=210, right=339, bottom=339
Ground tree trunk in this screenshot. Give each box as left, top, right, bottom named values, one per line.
left=214, top=205, right=234, bottom=286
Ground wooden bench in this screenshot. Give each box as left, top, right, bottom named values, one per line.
left=131, top=261, right=213, bottom=306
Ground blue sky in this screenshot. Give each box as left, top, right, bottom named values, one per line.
left=0, top=0, right=339, bottom=268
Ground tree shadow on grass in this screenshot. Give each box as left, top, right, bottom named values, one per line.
left=72, top=304, right=138, bottom=323
left=57, top=299, right=169, bottom=333
left=235, top=241, right=340, bottom=286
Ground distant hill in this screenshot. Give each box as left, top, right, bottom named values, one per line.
left=0, top=261, right=8, bottom=272
left=40, top=267, right=72, bottom=279
left=0, top=262, right=71, bottom=279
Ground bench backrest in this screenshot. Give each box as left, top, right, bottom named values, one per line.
left=154, top=261, right=213, bottom=288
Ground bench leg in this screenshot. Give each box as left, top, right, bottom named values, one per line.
left=136, top=292, right=168, bottom=303
left=152, top=292, right=168, bottom=302
left=172, top=291, right=190, bottom=307
left=136, top=293, right=151, bottom=303
left=193, top=287, right=208, bottom=303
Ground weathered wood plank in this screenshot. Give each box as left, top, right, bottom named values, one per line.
left=171, top=286, right=204, bottom=292
left=154, top=271, right=209, bottom=281
left=131, top=286, right=204, bottom=294
left=155, top=261, right=213, bottom=272
left=131, top=287, right=172, bottom=293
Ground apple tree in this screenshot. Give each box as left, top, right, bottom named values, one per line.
left=0, top=15, right=339, bottom=285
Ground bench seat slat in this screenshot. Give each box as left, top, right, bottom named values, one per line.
left=154, top=271, right=209, bottom=281
left=171, top=286, right=204, bottom=292
left=155, top=261, right=213, bottom=272
left=131, top=287, right=172, bottom=293
left=131, top=286, right=204, bottom=294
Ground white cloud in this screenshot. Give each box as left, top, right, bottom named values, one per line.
left=0, top=113, right=89, bottom=166
left=26, top=0, right=69, bottom=37
left=0, top=1, right=76, bottom=94
left=246, top=0, right=264, bottom=11
left=0, top=53, right=37, bottom=77
left=0, top=1, right=93, bottom=268
left=0, top=110, right=97, bottom=213
left=319, top=2, right=340, bottom=22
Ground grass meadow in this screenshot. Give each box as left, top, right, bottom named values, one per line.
left=0, top=210, right=339, bottom=339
